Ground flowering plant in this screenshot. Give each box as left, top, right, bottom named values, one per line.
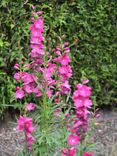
left=15, top=6, right=94, bottom=156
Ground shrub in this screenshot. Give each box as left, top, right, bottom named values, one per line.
left=0, top=0, right=31, bottom=113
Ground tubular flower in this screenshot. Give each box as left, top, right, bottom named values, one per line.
left=16, top=116, right=35, bottom=148
left=62, top=147, right=76, bottom=156
left=67, top=134, right=80, bottom=146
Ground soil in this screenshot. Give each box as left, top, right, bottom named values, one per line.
left=0, top=109, right=117, bottom=156
left=0, top=113, right=23, bottom=156
left=94, top=109, right=117, bottom=156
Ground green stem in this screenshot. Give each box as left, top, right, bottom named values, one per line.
left=24, top=130, right=29, bottom=156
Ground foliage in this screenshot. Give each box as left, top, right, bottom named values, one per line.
left=0, top=0, right=117, bottom=114
left=0, top=0, right=31, bottom=113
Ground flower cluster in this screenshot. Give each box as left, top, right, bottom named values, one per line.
left=72, top=82, right=92, bottom=136
left=61, top=135, right=80, bottom=156
left=62, top=81, right=93, bottom=156
left=25, top=103, right=36, bottom=111
left=30, top=16, right=44, bottom=59
left=53, top=43, right=72, bottom=95
left=14, top=12, right=44, bottom=100
left=15, top=11, right=44, bottom=152
left=62, top=148, right=93, bottom=156
left=16, top=116, right=35, bottom=149
left=14, top=14, right=72, bottom=102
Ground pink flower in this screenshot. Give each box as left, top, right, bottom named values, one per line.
left=62, top=147, right=76, bottom=156
left=32, top=87, right=42, bottom=97
left=64, top=42, right=69, bottom=46
left=32, top=11, right=36, bottom=15
left=47, top=63, right=57, bottom=73
left=54, top=54, right=70, bottom=66
left=55, top=50, right=61, bottom=55
left=73, top=97, right=84, bottom=108
left=23, top=84, right=33, bottom=94
left=72, top=83, right=93, bottom=136
left=37, top=11, right=43, bottom=15
left=69, top=148, right=76, bottom=156
left=30, top=29, right=43, bottom=38
left=67, top=134, right=80, bottom=146
left=65, top=113, right=70, bottom=118
left=14, top=72, right=21, bottom=81
left=60, top=81, right=71, bottom=94
left=54, top=98, right=59, bottom=104
left=30, top=17, right=35, bottom=22
left=31, top=5, right=35, bottom=9
left=83, top=152, right=94, bottom=156
left=82, top=79, right=89, bottom=84
left=16, top=116, right=35, bottom=133
left=15, top=88, right=25, bottom=99
left=54, top=108, right=60, bottom=117
left=16, top=116, right=35, bottom=149
left=14, top=63, right=19, bottom=70
left=30, top=43, right=44, bottom=50
left=21, top=73, right=34, bottom=85
left=76, top=84, right=91, bottom=98
left=73, top=97, right=92, bottom=108
left=25, top=103, right=36, bottom=111
left=59, top=65, right=72, bottom=79
left=29, top=16, right=44, bottom=64
left=36, top=91, right=42, bottom=97
left=64, top=47, right=70, bottom=53
left=73, top=121, right=83, bottom=129
left=27, top=134, right=35, bottom=146
left=46, top=89, right=53, bottom=98
left=30, top=48, right=44, bottom=57
left=31, top=36, right=44, bottom=44
left=84, top=99, right=92, bottom=108
left=34, top=17, right=44, bottom=31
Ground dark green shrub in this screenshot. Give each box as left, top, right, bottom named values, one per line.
left=0, top=0, right=31, bottom=113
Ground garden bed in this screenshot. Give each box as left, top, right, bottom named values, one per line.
left=94, top=109, right=117, bottom=156
left=0, top=113, right=23, bottom=156
left=0, top=109, right=117, bottom=156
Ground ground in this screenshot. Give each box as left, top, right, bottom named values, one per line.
left=94, top=109, right=117, bottom=156
left=0, top=109, right=117, bottom=156
left=0, top=113, right=23, bottom=156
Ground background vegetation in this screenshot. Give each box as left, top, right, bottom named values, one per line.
left=0, top=0, right=117, bottom=114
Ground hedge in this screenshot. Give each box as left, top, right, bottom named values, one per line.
left=0, top=0, right=117, bottom=113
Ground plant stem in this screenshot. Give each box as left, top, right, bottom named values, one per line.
left=24, top=130, right=29, bottom=156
